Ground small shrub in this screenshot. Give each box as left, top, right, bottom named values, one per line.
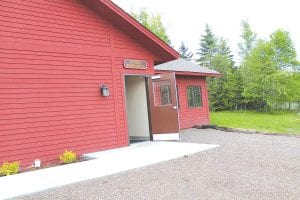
left=59, top=150, right=77, bottom=164
left=0, top=161, right=20, bottom=176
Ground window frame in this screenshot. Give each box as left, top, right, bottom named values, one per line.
left=186, top=85, right=203, bottom=108
left=176, top=85, right=180, bottom=109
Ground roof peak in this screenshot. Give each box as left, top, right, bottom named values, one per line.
left=84, top=0, right=179, bottom=61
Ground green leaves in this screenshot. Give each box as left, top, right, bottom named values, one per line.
left=199, top=22, right=299, bottom=112
left=196, top=26, right=240, bottom=111
left=238, top=20, right=257, bottom=59
left=241, top=28, right=299, bottom=110
left=270, top=29, right=297, bottom=70
left=131, top=8, right=171, bottom=45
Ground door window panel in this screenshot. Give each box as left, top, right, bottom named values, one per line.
left=160, top=85, right=171, bottom=105
left=153, top=80, right=172, bottom=106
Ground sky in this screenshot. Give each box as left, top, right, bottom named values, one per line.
left=112, top=0, right=300, bottom=63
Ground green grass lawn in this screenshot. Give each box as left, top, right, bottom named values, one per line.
left=210, top=111, right=300, bottom=134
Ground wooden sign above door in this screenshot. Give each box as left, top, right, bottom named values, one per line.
left=123, top=59, right=147, bottom=69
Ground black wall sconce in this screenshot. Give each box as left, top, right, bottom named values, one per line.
left=100, top=84, right=110, bottom=97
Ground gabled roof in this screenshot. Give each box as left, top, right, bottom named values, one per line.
left=154, top=59, right=221, bottom=77
left=84, top=0, right=179, bottom=61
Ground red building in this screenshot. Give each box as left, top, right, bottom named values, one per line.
left=0, top=0, right=219, bottom=166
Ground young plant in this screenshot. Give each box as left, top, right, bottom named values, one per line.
left=0, top=161, right=20, bottom=176
left=59, top=150, right=77, bottom=164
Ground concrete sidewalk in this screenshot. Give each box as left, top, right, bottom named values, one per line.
left=0, top=141, right=218, bottom=200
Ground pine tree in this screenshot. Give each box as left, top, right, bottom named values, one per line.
left=178, top=42, right=193, bottom=61
left=207, top=38, right=239, bottom=110
left=196, top=24, right=217, bottom=68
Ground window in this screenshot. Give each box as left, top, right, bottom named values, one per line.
left=160, top=85, right=171, bottom=105
left=153, top=80, right=172, bottom=106
left=187, top=86, right=202, bottom=108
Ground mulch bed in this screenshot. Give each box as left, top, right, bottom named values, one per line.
left=1, top=156, right=87, bottom=177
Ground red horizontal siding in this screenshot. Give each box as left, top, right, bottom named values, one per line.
left=0, top=0, right=117, bottom=166
left=14, top=142, right=120, bottom=169
left=177, top=75, right=210, bottom=129
left=0, top=0, right=161, bottom=167
left=1, top=137, right=119, bottom=162
left=0, top=0, right=111, bottom=48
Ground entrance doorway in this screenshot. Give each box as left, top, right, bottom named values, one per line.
left=125, top=75, right=151, bottom=143
left=125, top=72, right=180, bottom=143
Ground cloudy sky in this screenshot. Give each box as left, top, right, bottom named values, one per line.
left=112, top=0, right=300, bottom=63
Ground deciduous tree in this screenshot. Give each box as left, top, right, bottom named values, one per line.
left=238, top=20, right=257, bottom=60
left=241, top=29, right=299, bottom=110
left=131, top=8, right=171, bottom=45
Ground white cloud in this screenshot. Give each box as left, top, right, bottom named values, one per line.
left=112, top=0, right=300, bottom=62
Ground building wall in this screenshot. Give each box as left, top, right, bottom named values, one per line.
left=176, top=75, right=210, bottom=129
left=0, top=0, right=159, bottom=166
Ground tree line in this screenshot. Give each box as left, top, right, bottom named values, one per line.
left=131, top=10, right=300, bottom=112
left=190, top=22, right=300, bottom=111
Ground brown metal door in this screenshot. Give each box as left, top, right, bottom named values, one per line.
left=147, top=72, right=179, bottom=139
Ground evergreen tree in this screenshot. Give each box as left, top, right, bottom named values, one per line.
left=196, top=24, right=217, bottom=68
left=207, top=38, right=239, bottom=111
left=230, top=69, right=245, bottom=110
left=216, top=39, right=235, bottom=67
left=178, top=42, right=193, bottom=61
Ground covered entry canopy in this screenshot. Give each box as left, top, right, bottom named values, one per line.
left=155, top=59, right=221, bottom=77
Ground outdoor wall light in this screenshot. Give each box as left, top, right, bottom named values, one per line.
left=100, top=84, right=109, bottom=97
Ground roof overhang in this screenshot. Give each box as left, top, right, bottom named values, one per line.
left=83, top=0, right=179, bottom=61
left=155, top=70, right=222, bottom=77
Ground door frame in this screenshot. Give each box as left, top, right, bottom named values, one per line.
left=123, top=74, right=152, bottom=143
left=145, top=76, right=154, bottom=141
left=123, top=73, right=180, bottom=143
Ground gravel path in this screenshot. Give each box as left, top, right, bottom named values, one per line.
left=16, top=129, right=300, bottom=200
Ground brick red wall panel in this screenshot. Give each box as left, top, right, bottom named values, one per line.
left=176, top=75, right=210, bottom=129
left=0, top=0, right=158, bottom=166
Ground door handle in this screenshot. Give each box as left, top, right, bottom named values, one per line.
left=172, top=106, right=177, bottom=110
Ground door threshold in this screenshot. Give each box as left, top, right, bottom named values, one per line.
left=152, top=133, right=180, bottom=141
left=129, top=136, right=150, bottom=144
